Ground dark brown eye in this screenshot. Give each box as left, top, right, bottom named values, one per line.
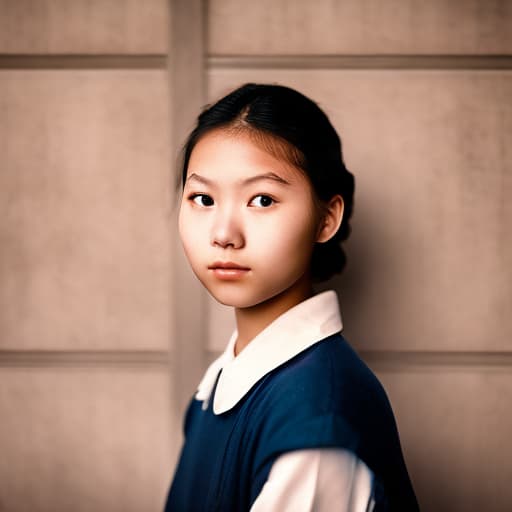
left=191, top=194, right=214, bottom=207
left=249, top=195, right=274, bottom=208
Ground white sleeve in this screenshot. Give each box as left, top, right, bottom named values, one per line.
left=249, top=448, right=375, bottom=512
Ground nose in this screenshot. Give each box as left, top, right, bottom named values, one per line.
left=211, top=206, right=245, bottom=249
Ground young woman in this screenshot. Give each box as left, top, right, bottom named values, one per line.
left=164, top=83, right=419, bottom=511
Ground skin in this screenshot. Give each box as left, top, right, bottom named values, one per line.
left=179, top=128, right=344, bottom=355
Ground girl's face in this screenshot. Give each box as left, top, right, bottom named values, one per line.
left=178, top=128, right=322, bottom=310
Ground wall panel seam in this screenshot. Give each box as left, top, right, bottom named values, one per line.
left=168, top=0, right=208, bottom=413
left=359, top=350, right=512, bottom=370
left=208, top=55, right=512, bottom=70
left=204, top=348, right=512, bottom=370
left=0, top=350, right=171, bottom=368
left=0, top=55, right=167, bottom=69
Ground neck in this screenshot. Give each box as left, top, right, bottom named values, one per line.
left=233, top=274, right=314, bottom=356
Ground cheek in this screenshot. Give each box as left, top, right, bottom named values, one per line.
left=178, top=207, right=202, bottom=262
left=280, top=228, right=316, bottom=265
left=255, top=209, right=317, bottom=265
left=177, top=206, right=188, bottom=249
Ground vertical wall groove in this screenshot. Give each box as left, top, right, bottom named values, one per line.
left=168, top=0, right=209, bottom=415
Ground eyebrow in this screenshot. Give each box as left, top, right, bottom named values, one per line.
left=186, top=172, right=291, bottom=187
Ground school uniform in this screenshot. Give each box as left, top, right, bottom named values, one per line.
left=164, top=291, right=418, bottom=511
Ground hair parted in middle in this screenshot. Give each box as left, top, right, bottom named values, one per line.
left=178, top=83, right=355, bottom=282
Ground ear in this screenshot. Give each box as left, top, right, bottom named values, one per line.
left=316, top=195, right=344, bottom=243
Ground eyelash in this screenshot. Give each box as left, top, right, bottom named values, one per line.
left=188, top=193, right=276, bottom=208
left=249, top=194, right=276, bottom=208
left=189, top=194, right=214, bottom=207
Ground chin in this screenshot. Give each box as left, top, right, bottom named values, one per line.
left=204, top=282, right=272, bottom=309
left=208, top=290, right=257, bottom=309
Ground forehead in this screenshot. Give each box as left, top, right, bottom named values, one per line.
left=187, top=128, right=307, bottom=184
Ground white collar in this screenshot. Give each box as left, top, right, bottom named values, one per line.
left=195, top=290, right=343, bottom=415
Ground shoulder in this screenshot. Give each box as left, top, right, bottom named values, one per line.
left=246, top=334, right=418, bottom=511
left=248, top=333, right=399, bottom=456
left=265, top=333, right=389, bottom=415
left=246, top=335, right=384, bottom=478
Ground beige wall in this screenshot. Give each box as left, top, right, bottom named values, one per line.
left=206, top=2, right=512, bottom=512
left=0, top=1, right=177, bottom=511
left=1, top=1, right=511, bottom=511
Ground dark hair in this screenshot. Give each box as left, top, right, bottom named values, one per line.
left=179, top=83, right=355, bottom=282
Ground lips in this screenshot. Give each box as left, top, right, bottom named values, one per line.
left=208, top=261, right=250, bottom=270
left=208, top=261, right=250, bottom=280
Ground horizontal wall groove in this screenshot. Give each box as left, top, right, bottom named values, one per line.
left=0, top=55, right=168, bottom=69
left=0, top=350, right=171, bottom=368
left=208, top=55, right=512, bottom=70
left=359, top=350, right=512, bottom=371
left=203, top=348, right=512, bottom=371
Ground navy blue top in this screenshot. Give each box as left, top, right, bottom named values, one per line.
left=164, top=334, right=419, bottom=511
